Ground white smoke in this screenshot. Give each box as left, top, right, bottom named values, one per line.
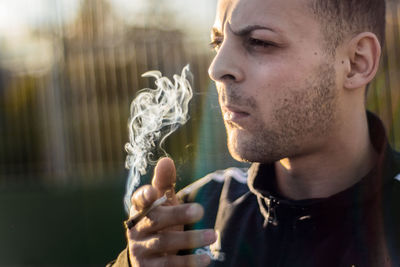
left=124, top=65, right=193, bottom=211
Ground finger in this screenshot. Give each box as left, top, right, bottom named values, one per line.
left=129, top=230, right=215, bottom=257
left=152, top=157, right=176, bottom=192
left=130, top=203, right=204, bottom=235
left=152, top=157, right=178, bottom=204
left=139, top=254, right=211, bottom=267
left=131, top=185, right=158, bottom=212
left=144, top=230, right=217, bottom=256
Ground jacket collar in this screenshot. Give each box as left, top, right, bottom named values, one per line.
left=247, top=112, right=400, bottom=227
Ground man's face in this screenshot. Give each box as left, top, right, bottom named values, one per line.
left=209, top=0, right=341, bottom=163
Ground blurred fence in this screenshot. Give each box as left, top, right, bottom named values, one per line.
left=368, top=1, right=400, bottom=149
left=0, top=2, right=216, bottom=263
left=0, top=0, right=214, bottom=185
left=0, top=0, right=399, bottom=186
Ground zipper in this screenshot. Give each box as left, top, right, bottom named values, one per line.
left=268, top=197, right=279, bottom=226
left=258, top=195, right=280, bottom=227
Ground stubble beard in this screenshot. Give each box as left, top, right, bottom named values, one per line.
left=225, top=62, right=338, bottom=164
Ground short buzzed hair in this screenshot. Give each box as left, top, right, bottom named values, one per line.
left=309, top=0, right=386, bottom=55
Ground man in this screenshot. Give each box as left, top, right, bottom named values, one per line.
left=109, top=0, right=400, bottom=266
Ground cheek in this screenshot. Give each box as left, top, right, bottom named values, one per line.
left=251, top=59, right=305, bottom=87
left=251, top=51, right=316, bottom=84
left=250, top=72, right=311, bottom=124
left=249, top=69, right=293, bottom=102
left=250, top=57, right=316, bottom=97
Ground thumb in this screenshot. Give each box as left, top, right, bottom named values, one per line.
left=151, top=157, right=178, bottom=205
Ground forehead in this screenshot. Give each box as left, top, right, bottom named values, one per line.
left=214, top=0, right=318, bottom=36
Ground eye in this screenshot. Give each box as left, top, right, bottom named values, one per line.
left=248, top=38, right=275, bottom=48
left=209, top=38, right=223, bottom=51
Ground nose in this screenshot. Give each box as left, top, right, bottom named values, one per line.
left=208, top=41, right=244, bottom=83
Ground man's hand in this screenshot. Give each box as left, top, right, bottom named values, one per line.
left=127, top=157, right=216, bottom=267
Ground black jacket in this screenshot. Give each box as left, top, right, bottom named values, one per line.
left=109, top=113, right=400, bottom=266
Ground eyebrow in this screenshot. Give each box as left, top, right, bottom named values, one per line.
left=211, top=24, right=276, bottom=38
left=229, top=24, right=276, bottom=36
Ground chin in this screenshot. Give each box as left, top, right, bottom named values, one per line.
left=227, top=146, right=250, bottom=163
left=227, top=136, right=276, bottom=164
left=226, top=128, right=259, bottom=162
left=226, top=129, right=287, bottom=164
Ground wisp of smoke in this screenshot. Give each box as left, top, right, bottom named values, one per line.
left=124, top=65, right=193, bottom=212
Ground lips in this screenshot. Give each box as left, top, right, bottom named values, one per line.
left=221, top=105, right=250, bottom=124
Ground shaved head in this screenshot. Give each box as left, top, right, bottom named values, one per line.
left=309, top=0, right=386, bottom=54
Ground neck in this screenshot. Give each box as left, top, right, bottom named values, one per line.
left=274, top=111, right=378, bottom=200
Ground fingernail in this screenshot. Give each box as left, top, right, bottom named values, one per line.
left=203, top=230, right=216, bottom=243
left=186, top=204, right=201, bottom=218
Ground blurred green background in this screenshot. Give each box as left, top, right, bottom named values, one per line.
left=0, top=0, right=399, bottom=266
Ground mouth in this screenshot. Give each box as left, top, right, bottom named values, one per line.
left=221, top=105, right=250, bottom=124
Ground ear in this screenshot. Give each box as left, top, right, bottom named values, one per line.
left=343, top=32, right=381, bottom=90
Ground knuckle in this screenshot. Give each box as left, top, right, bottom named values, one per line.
left=146, top=236, right=162, bottom=251
left=130, top=241, right=146, bottom=258
left=171, top=206, right=186, bottom=222
left=181, top=232, right=192, bottom=247
left=131, top=185, right=152, bottom=209
left=180, top=230, right=202, bottom=250
left=157, top=233, right=169, bottom=250
left=135, top=216, right=159, bottom=232
left=146, top=211, right=161, bottom=228
left=131, top=187, right=143, bottom=204
left=126, top=229, right=137, bottom=240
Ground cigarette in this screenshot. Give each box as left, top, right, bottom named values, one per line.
left=124, top=194, right=168, bottom=230
left=124, top=177, right=210, bottom=230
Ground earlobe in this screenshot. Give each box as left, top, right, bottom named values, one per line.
left=343, top=33, right=381, bottom=90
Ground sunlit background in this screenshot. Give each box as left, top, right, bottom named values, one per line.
left=0, top=0, right=399, bottom=265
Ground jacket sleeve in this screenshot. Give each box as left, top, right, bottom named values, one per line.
left=106, top=248, right=131, bottom=267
